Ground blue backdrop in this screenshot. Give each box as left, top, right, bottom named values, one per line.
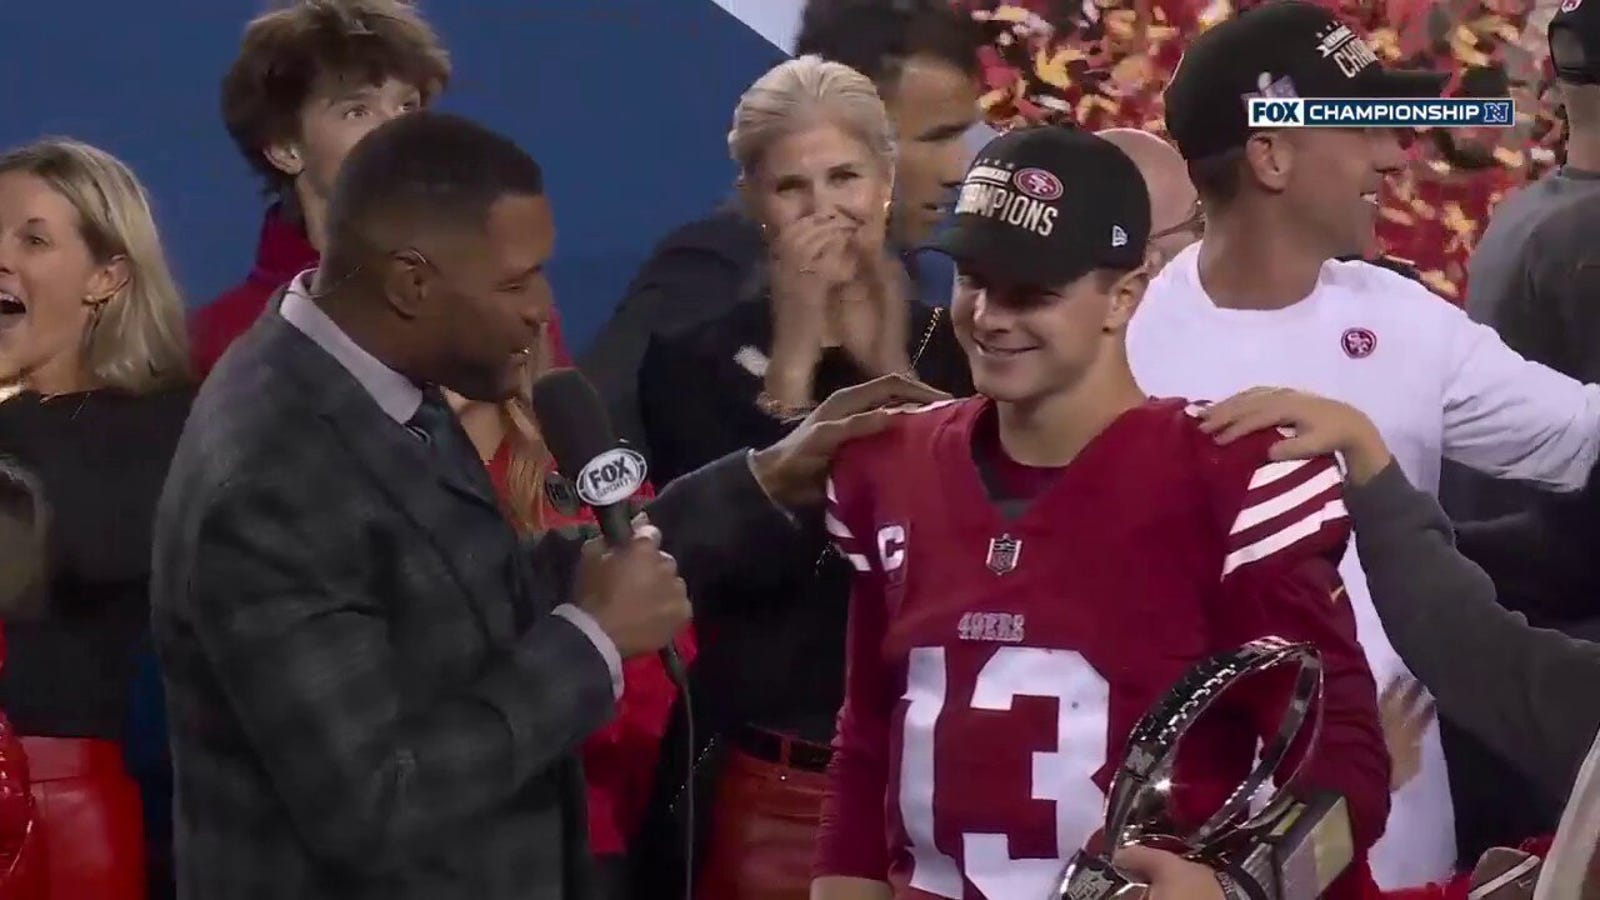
left=0, top=1, right=790, bottom=352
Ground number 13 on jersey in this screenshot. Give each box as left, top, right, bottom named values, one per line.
left=898, top=646, right=1112, bottom=899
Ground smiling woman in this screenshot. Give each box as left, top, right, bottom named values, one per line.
left=0, top=141, right=188, bottom=396
left=0, top=138, right=196, bottom=900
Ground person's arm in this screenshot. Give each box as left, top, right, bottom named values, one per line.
left=635, top=374, right=955, bottom=608
left=1198, top=387, right=1600, bottom=804
left=1439, top=301, right=1600, bottom=492
left=812, top=472, right=895, bottom=900
left=1214, top=453, right=1390, bottom=899
left=1347, top=459, right=1600, bottom=803
left=190, top=479, right=618, bottom=874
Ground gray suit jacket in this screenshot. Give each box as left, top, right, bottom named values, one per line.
left=151, top=310, right=794, bottom=900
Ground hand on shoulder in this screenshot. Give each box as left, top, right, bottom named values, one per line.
left=1194, top=387, right=1393, bottom=484
left=750, top=373, right=951, bottom=508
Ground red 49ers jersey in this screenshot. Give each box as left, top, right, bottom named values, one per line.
left=813, top=397, right=1388, bottom=900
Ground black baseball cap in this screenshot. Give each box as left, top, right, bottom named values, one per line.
left=1550, top=0, right=1600, bottom=85
left=1164, top=0, right=1449, bottom=161
left=929, top=127, right=1150, bottom=287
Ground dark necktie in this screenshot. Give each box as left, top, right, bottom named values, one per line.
left=406, top=389, right=479, bottom=475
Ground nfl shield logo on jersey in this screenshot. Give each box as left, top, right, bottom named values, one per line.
left=986, top=534, right=1022, bottom=575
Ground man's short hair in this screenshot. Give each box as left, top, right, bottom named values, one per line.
left=794, top=0, right=983, bottom=95
left=1187, top=148, right=1246, bottom=209
left=324, top=112, right=544, bottom=269
left=220, top=0, right=451, bottom=194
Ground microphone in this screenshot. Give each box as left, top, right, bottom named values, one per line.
left=527, top=368, right=685, bottom=685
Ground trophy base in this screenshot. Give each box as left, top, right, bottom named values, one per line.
left=1056, top=851, right=1148, bottom=900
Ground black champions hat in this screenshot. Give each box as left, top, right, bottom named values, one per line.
left=1164, top=0, right=1449, bottom=161
left=930, top=127, right=1151, bottom=287
left=1550, top=0, right=1600, bottom=85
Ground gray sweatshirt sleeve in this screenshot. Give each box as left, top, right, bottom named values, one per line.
left=1347, top=461, right=1600, bottom=803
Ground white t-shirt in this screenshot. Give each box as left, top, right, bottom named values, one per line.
left=1536, top=730, right=1600, bottom=900
left=1127, top=242, right=1600, bottom=890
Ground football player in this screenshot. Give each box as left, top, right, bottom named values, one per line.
left=811, top=127, right=1389, bottom=900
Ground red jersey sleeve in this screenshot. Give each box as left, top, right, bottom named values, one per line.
left=813, top=458, right=895, bottom=884
left=1210, top=446, right=1390, bottom=898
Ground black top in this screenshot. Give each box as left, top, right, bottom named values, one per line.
left=582, top=204, right=959, bottom=453
left=0, top=386, right=194, bottom=739
left=638, top=297, right=971, bottom=741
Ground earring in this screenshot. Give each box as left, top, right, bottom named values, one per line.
left=883, top=199, right=892, bottom=215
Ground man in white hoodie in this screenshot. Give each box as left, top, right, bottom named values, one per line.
left=1127, top=0, right=1600, bottom=889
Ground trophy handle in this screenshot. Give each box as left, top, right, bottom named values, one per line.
left=1100, top=638, right=1326, bottom=852
left=1191, top=652, right=1324, bottom=846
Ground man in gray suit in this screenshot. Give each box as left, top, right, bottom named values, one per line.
left=151, top=112, right=939, bottom=900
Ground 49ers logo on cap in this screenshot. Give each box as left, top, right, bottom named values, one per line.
left=1013, top=168, right=1063, bottom=202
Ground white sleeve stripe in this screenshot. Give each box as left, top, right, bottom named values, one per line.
left=1246, top=458, right=1312, bottom=490
left=844, top=551, right=872, bottom=573
left=1230, top=467, right=1342, bottom=535
left=824, top=512, right=855, bottom=540
left=825, top=477, right=839, bottom=503
left=1222, top=498, right=1348, bottom=576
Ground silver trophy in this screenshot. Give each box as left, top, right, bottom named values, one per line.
left=1054, top=637, right=1351, bottom=900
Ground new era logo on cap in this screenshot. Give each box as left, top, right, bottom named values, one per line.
left=1111, top=225, right=1129, bottom=248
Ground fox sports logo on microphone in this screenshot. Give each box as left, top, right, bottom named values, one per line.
left=1246, top=97, right=1515, bottom=128
left=575, top=448, right=648, bottom=507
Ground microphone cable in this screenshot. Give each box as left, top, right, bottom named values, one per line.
left=662, top=649, right=694, bottom=900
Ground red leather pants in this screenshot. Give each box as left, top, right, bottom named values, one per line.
left=22, top=737, right=145, bottom=900
left=696, top=741, right=830, bottom=900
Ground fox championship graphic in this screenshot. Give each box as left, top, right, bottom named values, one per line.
left=953, top=159, right=1063, bottom=238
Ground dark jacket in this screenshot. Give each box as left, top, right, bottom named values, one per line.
left=151, top=309, right=795, bottom=900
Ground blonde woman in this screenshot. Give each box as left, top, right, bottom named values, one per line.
left=631, top=55, right=971, bottom=900
left=0, top=138, right=193, bottom=900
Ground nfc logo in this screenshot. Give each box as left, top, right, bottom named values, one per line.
left=1246, top=97, right=1305, bottom=126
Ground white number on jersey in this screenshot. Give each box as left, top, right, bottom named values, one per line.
left=899, top=646, right=1111, bottom=899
